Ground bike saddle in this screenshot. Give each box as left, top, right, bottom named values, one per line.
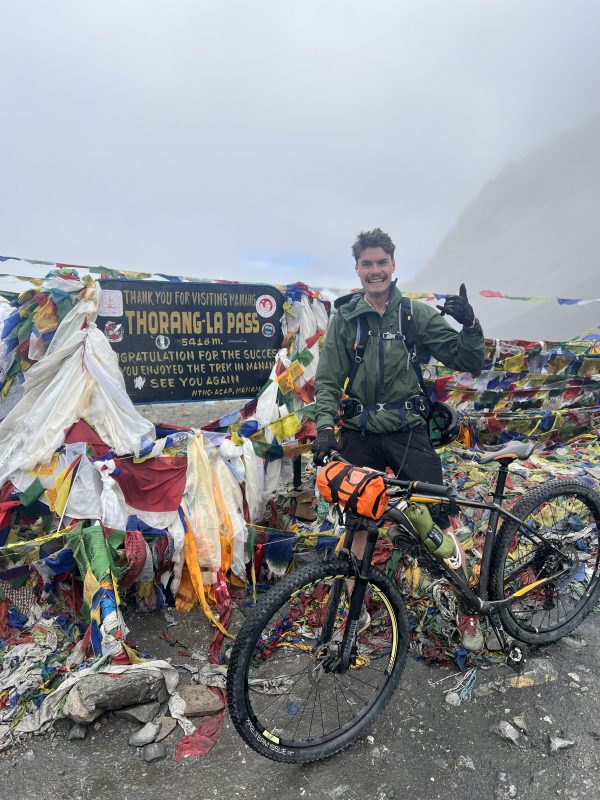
left=477, top=441, right=535, bottom=464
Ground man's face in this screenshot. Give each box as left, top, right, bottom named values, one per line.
left=355, top=247, right=395, bottom=298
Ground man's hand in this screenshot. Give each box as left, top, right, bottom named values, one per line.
left=312, top=426, right=338, bottom=466
left=436, top=283, right=475, bottom=327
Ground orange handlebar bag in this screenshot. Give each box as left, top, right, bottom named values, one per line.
left=316, top=461, right=389, bottom=520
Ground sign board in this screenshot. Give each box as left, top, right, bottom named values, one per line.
left=98, top=280, right=284, bottom=403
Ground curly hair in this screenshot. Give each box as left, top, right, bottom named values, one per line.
left=351, top=228, right=395, bottom=262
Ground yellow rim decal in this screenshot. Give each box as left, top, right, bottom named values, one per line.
left=263, top=729, right=280, bottom=744
left=371, top=586, right=398, bottom=674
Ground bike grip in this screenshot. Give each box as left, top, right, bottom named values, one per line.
left=410, top=481, right=452, bottom=498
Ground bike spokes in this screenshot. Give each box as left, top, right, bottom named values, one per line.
left=245, top=574, right=398, bottom=748
left=503, top=492, right=599, bottom=633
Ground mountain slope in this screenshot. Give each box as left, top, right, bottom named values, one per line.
left=407, top=116, right=600, bottom=340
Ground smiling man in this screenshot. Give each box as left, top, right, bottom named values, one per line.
left=313, top=228, right=486, bottom=650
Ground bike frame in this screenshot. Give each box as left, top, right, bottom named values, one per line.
left=382, top=459, right=571, bottom=614
left=319, top=455, right=578, bottom=671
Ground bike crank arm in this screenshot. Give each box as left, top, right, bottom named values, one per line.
left=488, top=613, right=529, bottom=672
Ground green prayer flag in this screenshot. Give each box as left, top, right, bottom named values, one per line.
left=20, top=477, right=45, bottom=507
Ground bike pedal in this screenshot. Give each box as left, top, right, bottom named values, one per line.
left=506, top=642, right=529, bottom=673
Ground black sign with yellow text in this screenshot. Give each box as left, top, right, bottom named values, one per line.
left=98, top=280, right=284, bottom=403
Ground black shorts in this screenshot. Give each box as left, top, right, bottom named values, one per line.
left=339, top=427, right=450, bottom=528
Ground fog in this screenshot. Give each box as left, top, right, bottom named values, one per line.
left=2, top=1, right=600, bottom=302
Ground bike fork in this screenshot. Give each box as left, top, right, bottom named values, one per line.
left=317, top=531, right=378, bottom=673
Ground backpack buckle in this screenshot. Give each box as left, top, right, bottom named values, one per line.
left=405, top=395, right=428, bottom=415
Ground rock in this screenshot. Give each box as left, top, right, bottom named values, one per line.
left=63, top=672, right=167, bottom=724
left=486, top=632, right=503, bottom=651
left=143, top=741, right=167, bottom=763
left=455, top=755, right=476, bottom=771
left=294, top=501, right=317, bottom=522
left=128, top=721, right=161, bottom=747
left=561, top=635, right=587, bottom=649
left=445, top=692, right=461, bottom=707
left=549, top=736, right=576, bottom=754
left=512, top=715, right=528, bottom=734
left=63, top=690, right=103, bottom=725
left=567, top=672, right=580, bottom=682
left=178, top=685, right=224, bottom=717
left=494, top=721, right=520, bottom=745
left=114, top=702, right=161, bottom=724
left=504, top=658, right=558, bottom=689
left=474, top=682, right=495, bottom=698
left=154, top=716, right=177, bottom=742
left=67, top=723, right=88, bottom=741
left=495, top=772, right=518, bottom=799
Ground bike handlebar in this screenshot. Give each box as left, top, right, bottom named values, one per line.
left=407, top=480, right=453, bottom=498
left=324, top=453, right=453, bottom=499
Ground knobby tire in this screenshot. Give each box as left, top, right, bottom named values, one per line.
left=490, top=480, right=600, bottom=645
left=226, top=557, right=409, bottom=763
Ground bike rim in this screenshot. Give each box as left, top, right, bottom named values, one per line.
left=503, top=491, right=600, bottom=633
left=242, top=572, right=400, bottom=750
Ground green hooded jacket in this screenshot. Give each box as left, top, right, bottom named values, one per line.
left=315, top=285, right=485, bottom=433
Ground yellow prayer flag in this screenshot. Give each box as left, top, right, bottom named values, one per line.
left=503, top=353, right=526, bottom=372
left=275, top=370, right=295, bottom=394
left=269, top=413, right=302, bottom=442
left=46, top=459, right=79, bottom=514
left=83, top=571, right=102, bottom=617
left=288, top=361, right=304, bottom=381
left=31, top=453, right=59, bottom=478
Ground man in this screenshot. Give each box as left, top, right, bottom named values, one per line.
left=312, top=228, right=485, bottom=651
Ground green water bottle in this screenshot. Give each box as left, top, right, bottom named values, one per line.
left=404, top=502, right=456, bottom=559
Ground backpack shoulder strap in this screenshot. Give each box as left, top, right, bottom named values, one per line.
left=400, top=296, right=417, bottom=355
left=400, top=297, right=431, bottom=399
left=346, top=313, right=369, bottom=394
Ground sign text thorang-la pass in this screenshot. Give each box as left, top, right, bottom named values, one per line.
left=98, top=280, right=284, bottom=403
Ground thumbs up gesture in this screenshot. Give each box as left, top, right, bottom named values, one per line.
left=436, top=283, right=476, bottom=327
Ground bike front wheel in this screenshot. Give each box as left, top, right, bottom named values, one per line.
left=490, top=480, right=600, bottom=645
left=226, top=557, right=409, bottom=763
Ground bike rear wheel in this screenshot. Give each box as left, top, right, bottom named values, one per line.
left=226, top=557, right=408, bottom=763
left=490, top=480, right=600, bottom=645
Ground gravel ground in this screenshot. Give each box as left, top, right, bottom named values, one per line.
left=135, top=399, right=246, bottom=430
left=2, top=602, right=599, bottom=800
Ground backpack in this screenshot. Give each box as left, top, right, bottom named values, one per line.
left=337, top=295, right=459, bottom=447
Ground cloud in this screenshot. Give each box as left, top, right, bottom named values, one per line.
left=1, top=1, right=599, bottom=291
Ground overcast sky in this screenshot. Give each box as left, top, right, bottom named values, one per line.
left=2, top=1, right=600, bottom=291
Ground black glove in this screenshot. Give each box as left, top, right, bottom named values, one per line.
left=312, top=426, right=339, bottom=466
left=436, top=283, right=475, bottom=327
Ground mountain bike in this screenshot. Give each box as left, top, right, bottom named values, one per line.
left=226, top=441, right=600, bottom=763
